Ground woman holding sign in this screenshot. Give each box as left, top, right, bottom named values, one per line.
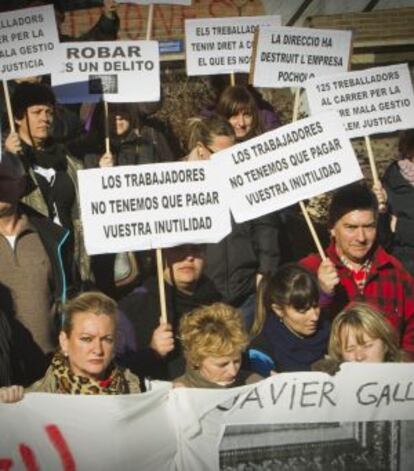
left=247, top=264, right=330, bottom=375
left=0, top=292, right=141, bottom=402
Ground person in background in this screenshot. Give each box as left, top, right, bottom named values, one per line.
left=4, top=81, right=91, bottom=285
left=301, top=182, right=414, bottom=360
left=173, top=303, right=261, bottom=388
left=117, top=244, right=222, bottom=382
left=182, top=116, right=281, bottom=330
left=312, top=303, right=403, bottom=374
left=380, top=129, right=414, bottom=276
left=0, top=292, right=141, bottom=402
left=247, top=264, right=330, bottom=375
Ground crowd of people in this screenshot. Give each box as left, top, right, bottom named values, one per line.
left=1, top=0, right=414, bottom=404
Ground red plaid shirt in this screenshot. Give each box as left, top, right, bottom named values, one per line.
left=301, top=241, right=414, bottom=357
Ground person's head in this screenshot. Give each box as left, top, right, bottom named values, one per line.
left=215, top=85, right=261, bottom=141
left=163, top=244, right=205, bottom=294
left=12, top=82, right=56, bottom=147
left=252, top=264, right=320, bottom=338
left=0, top=153, right=27, bottom=216
left=328, top=303, right=402, bottom=363
left=186, top=117, right=235, bottom=160
left=328, top=182, right=378, bottom=264
left=398, top=129, right=414, bottom=161
left=180, top=303, right=248, bottom=385
left=59, top=292, right=118, bottom=381
left=108, top=103, right=140, bottom=137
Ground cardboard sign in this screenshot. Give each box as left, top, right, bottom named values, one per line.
left=305, top=63, right=414, bottom=138
left=77, top=161, right=231, bottom=255
left=251, top=26, right=351, bottom=88
left=213, top=111, right=362, bottom=223
left=52, top=40, right=160, bottom=104
left=0, top=5, right=60, bottom=80
left=185, top=16, right=281, bottom=76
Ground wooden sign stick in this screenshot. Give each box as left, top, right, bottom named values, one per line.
left=103, top=100, right=110, bottom=155
left=364, top=135, right=379, bottom=186
left=146, top=4, right=154, bottom=40
left=3, top=81, right=16, bottom=133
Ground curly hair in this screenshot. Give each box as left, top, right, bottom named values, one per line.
left=179, top=303, right=248, bottom=367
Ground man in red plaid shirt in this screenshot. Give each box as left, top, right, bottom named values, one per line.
left=301, top=182, right=414, bottom=359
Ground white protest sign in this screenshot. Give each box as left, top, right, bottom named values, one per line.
left=78, top=160, right=231, bottom=255
left=173, top=364, right=414, bottom=470
left=52, top=41, right=159, bottom=104
left=305, top=63, right=414, bottom=139
left=115, top=0, right=191, bottom=4
left=0, top=5, right=60, bottom=80
left=252, top=26, right=351, bottom=88
left=0, top=385, right=176, bottom=471
left=213, top=111, right=362, bottom=223
left=185, top=16, right=281, bottom=76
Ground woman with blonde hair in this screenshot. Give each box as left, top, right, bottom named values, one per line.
left=174, top=303, right=261, bottom=388
left=328, top=303, right=403, bottom=363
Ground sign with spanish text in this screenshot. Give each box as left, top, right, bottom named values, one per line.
left=185, top=16, right=281, bottom=76
left=77, top=161, right=231, bottom=255
left=0, top=5, right=60, bottom=80
left=251, top=26, right=351, bottom=88
left=213, top=111, right=362, bottom=223
left=51, top=40, right=160, bottom=104
left=305, top=63, right=414, bottom=138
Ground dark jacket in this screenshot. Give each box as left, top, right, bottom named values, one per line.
left=382, top=160, right=414, bottom=276
left=117, top=276, right=222, bottom=381
left=204, top=214, right=281, bottom=306
left=0, top=308, right=12, bottom=387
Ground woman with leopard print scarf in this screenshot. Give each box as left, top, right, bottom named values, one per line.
left=0, top=292, right=141, bottom=402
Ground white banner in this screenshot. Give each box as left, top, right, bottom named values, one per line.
left=173, top=363, right=414, bottom=470
left=251, top=26, right=352, bottom=88
left=305, top=63, right=414, bottom=138
left=185, top=16, right=281, bottom=76
left=52, top=41, right=160, bottom=104
left=0, top=5, right=60, bottom=80
left=0, top=384, right=175, bottom=471
left=213, top=111, right=362, bottom=223
left=78, top=161, right=232, bottom=255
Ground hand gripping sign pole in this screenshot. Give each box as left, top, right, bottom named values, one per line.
left=292, top=87, right=326, bottom=261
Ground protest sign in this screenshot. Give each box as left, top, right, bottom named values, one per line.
left=0, top=384, right=175, bottom=471
left=213, top=111, right=362, bottom=224
left=77, top=160, right=231, bottom=255
left=251, top=26, right=351, bottom=88
left=185, top=16, right=281, bottom=76
left=52, top=40, right=160, bottom=104
left=0, top=5, right=60, bottom=80
left=305, top=63, right=414, bottom=139
left=173, top=363, right=414, bottom=470
left=115, top=0, right=191, bottom=4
